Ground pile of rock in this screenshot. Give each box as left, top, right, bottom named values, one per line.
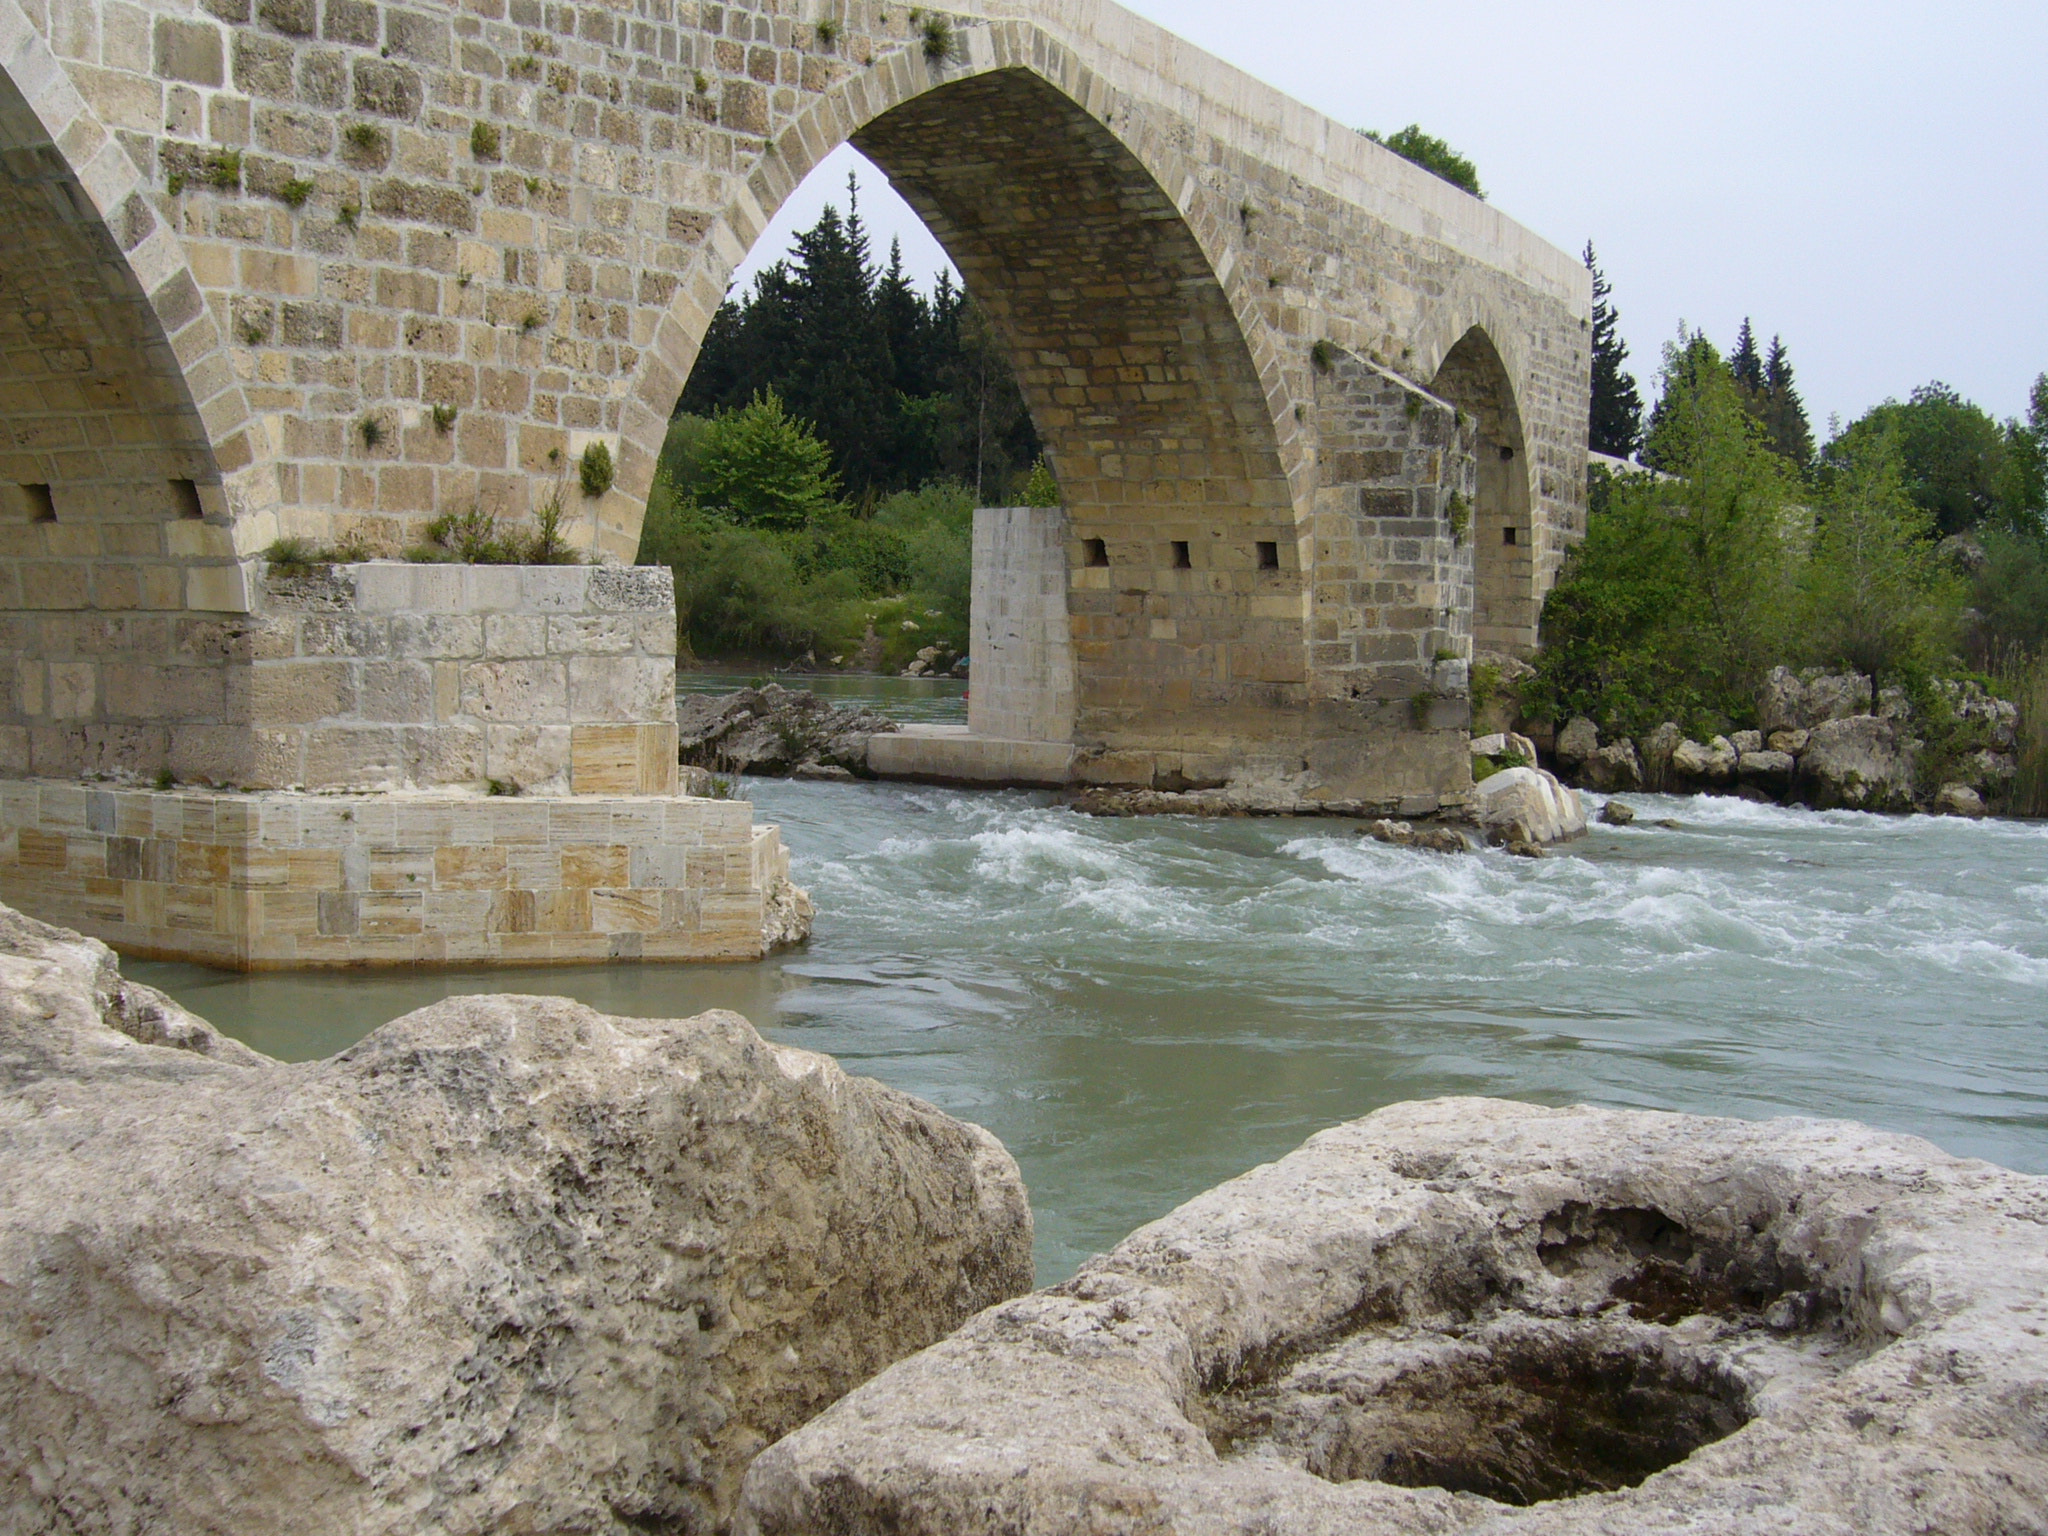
left=1548, top=667, right=2019, bottom=815
left=677, top=684, right=899, bottom=781
left=0, top=901, right=1031, bottom=1535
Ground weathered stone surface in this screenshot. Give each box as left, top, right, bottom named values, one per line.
left=1553, top=715, right=1599, bottom=766
left=1934, top=783, right=1987, bottom=817
left=1670, top=734, right=1737, bottom=783
left=1472, top=765, right=1585, bottom=846
left=0, top=904, right=1031, bottom=1535
left=1766, top=728, right=1810, bottom=756
left=1736, top=748, right=1796, bottom=791
left=1636, top=720, right=1682, bottom=790
left=1578, top=739, right=1641, bottom=792
left=1758, top=666, right=1874, bottom=733
left=677, top=686, right=898, bottom=778
left=1363, top=819, right=1471, bottom=855
left=738, top=1098, right=2048, bottom=1536
left=1597, top=798, right=1635, bottom=826
left=1799, top=715, right=1918, bottom=811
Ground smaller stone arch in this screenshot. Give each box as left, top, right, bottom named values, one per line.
left=1430, top=326, right=1537, bottom=656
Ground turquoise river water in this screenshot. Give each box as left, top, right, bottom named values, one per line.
left=132, top=680, right=2048, bottom=1284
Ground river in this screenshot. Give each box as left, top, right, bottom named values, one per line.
left=131, top=678, right=2048, bottom=1284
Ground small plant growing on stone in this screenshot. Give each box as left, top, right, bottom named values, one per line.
left=238, top=313, right=271, bottom=346
left=457, top=268, right=473, bottom=288
left=153, top=766, right=176, bottom=792
left=918, top=12, right=955, bottom=62
left=206, top=150, right=242, bottom=191
left=1409, top=690, right=1439, bottom=730
left=510, top=54, right=540, bottom=79
left=527, top=492, right=578, bottom=564
left=520, top=309, right=543, bottom=334
left=1239, top=201, right=1255, bottom=229
left=1310, top=339, right=1335, bottom=373
left=358, top=415, right=384, bottom=450
left=1021, top=459, right=1060, bottom=507
left=344, top=123, right=382, bottom=154
left=419, top=505, right=511, bottom=562
left=337, top=202, right=359, bottom=230
left=548, top=63, right=574, bottom=94
left=1294, top=402, right=1307, bottom=422
left=166, top=170, right=186, bottom=196
left=1446, top=491, right=1471, bottom=544
left=708, top=775, right=734, bottom=800
left=470, top=121, right=500, bottom=160
left=524, top=176, right=542, bottom=195
left=693, top=70, right=710, bottom=94
left=263, top=536, right=322, bottom=575
left=1404, top=392, right=1423, bottom=420
left=814, top=17, right=839, bottom=47
left=486, top=777, right=520, bottom=796
left=430, top=402, right=457, bottom=434
left=578, top=441, right=614, bottom=498
left=278, top=177, right=316, bottom=209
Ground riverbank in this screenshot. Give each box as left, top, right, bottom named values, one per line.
left=133, top=776, right=2048, bottom=1284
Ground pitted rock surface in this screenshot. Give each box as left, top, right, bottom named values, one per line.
left=737, top=1098, right=2048, bottom=1536
left=0, top=903, right=1031, bottom=1535
left=677, top=685, right=899, bottom=778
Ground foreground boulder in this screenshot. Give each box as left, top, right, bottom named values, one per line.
left=1798, top=714, right=1919, bottom=811
left=739, top=1099, right=2048, bottom=1536
left=677, top=684, right=899, bottom=778
left=0, top=905, right=1031, bottom=1535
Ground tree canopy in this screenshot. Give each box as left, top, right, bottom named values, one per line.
left=1584, top=243, right=1643, bottom=459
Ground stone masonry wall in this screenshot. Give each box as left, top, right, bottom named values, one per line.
left=968, top=505, right=1072, bottom=744
left=0, top=775, right=790, bottom=965
left=0, top=559, right=679, bottom=793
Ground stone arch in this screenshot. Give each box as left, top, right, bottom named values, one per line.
left=622, top=23, right=1305, bottom=757
left=0, top=0, right=270, bottom=613
left=1430, top=326, right=1537, bottom=656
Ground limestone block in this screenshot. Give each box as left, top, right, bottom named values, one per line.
left=461, top=659, right=567, bottom=724
left=483, top=725, right=570, bottom=795
left=0, top=913, right=1030, bottom=1532
left=567, top=655, right=674, bottom=724
left=1472, top=765, right=1585, bottom=846
left=739, top=1099, right=2048, bottom=1536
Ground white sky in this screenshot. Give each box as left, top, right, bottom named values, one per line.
left=728, top=1, right=2048, bottom=432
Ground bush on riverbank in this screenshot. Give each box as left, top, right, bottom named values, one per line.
left=638, top=397, right=974, bottom=669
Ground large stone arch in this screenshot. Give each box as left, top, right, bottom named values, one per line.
left=1430, top=325, right=1538, bottom=655
left=0, top=0, right=272, bottom=610
left=621, top=24, right=1306, bottom=759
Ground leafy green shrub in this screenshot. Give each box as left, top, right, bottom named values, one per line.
left=694, top=392, right=842, bottom=531
left=470, top=121, right=500, bottom=160
left=1362, top=124, right=1483, bottom=198
left=278, top=177, right=315, bottom=209
left=1020, top=459, right=1060, bottom=507
left=579, top=441, right=614, bottom=498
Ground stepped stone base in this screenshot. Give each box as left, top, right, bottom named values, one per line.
left=866, top=725, right=1076, bottom=787
left=0, top=779, right=806, bottom=968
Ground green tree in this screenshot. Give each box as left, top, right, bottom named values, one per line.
left=1799, top=431, right=1961, bottom=689
left=1760, top=336, right=1814, bottom=470
left=1531, top=332, right=1804, bottom=733
left=1824, top=383, right=2008, bottom=535
left=1363, top=125, right=1483, bottom=198
left=1728, top=319, right=1763, bottom=398
left=692, top=392, right=843, bottom=531
left=1583, top=243, right=1642, bottom=459
left=1992, top=372, right=2046, bottom=536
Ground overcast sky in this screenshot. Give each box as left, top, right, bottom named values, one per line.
left=729, top=1, right=2047, bottom=434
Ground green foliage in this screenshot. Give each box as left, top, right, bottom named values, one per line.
left=1528, top=334, right=1807, bottom=736
left=337, top=202, right=359, bottom=231
left=680, top=198, right=1040, bottom=504
left=408, top=503, right=581, bottom=565
left=1446, top=491, right=1471, bottom=544
left=344, top=123, right=383, bottom=154
left=1021, top=459, right=1060, bottom=507
left=166, top=171, right=186, bottom=197
left=263, top=537, right=324, bottom=575
left=1824, top=383, right=2010, bottom=535
left=693, top=393, right=842, bottom=530
left=358, top=415, right=384, bottom=450
left=1363, top=124, right=1483, bottom=198
left=153, top=766, right=176, bottom=792
left=278, top=177, right=315, bottom=209
left=519, top=309, right=543, bottom=334
left=1310, top=339, right=1335, bottom=373
left=918, top=12, right=955, bottom=61
left=1797, top=431, right=1962, bottom=690
left=206, top=150, right=242, bottom=191
left=578, top=441, right=614, bottom=498
left=1970, top=528, right=2048, bottom=660
left=470, top=121, right=500, bottom=160
left=814, top=18, right=839, bottom=47
left=430, top=401, right=457, bottom=434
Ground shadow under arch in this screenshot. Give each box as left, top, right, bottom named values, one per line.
left=1430, top=327, right=1538, bottom=656
left=629, top=34, right=1305, bottom=757
left=0, top=14, right=263, bottom=569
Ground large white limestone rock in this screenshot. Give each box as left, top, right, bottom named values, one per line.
left=738, top=1098, right=2048, bottom=1536
left=0, top=903, right=1031, bottom=1535
left=1472, top=766, right=1587, bottom=846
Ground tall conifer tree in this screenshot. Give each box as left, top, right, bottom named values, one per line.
left=1729, top=319, right=1764, bottom=399
left=1584, top=243, right=1643, bottom=460
left=1761, top=337, right=1814, bottom=470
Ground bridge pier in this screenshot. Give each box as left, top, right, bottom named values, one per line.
left=0, top=563, right=805, bottom=967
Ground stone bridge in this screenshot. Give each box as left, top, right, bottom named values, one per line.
left=0, top=0, right=1588, bottom=963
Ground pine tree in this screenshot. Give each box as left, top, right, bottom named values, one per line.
left=1761, top=337, right=1814, bottom=470
left=1584, top=243, right=1643, bottom=459
left=1729, top=319, right=1764, bottom=401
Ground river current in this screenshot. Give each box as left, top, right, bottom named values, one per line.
left=132, top=680, right=2048, bottom=1283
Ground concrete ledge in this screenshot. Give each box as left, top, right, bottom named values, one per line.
left=866, top=726, right=1076, bottom=787
left=0, top=779, right=804, bottom=969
